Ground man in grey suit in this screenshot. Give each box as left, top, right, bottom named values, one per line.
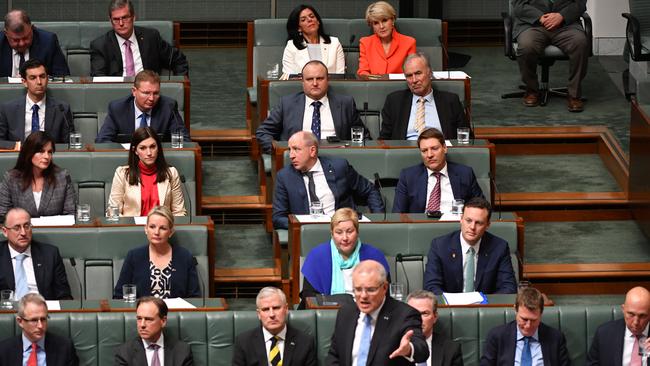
left=0, top=58, right=73, bottom=149
left=255, top=60, right=368, bottom=153
left=115, top=296, right=193, bottom=366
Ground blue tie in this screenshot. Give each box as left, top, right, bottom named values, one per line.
left=521, top=336, right=532, bottom=366
left=139, top=113, right=148, bottom=128
left=311, top=101, right=322, bottom=139
left=31, top=104, right=40, bottom=133
left=357, top=314, right=373, bottom=366
left=14, top=254, right=29, bottom=300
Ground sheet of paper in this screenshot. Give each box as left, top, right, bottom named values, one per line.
left=442, top=292, right=485, bottom=305
left=439, top=212, right=461, bottom=221
left=163, top=298, right=196, bottom=309
left=133, top=216, right=148, bottom=225
left=7, top=77, right=22, bottom=83
left=93, top=76, right=125, bottom=83
left=432, top=71, right=470, bottom=79
left=388, top=73, right=406, bottom=80
left=31, top=215, right=75, bottom=226
left=45, top=300, right=61, bottom=310
left=445, top=139, right=453, bottom=146
left=121, top=143, right=131, bottom=150
left=294, top=214, right=332, bottom=223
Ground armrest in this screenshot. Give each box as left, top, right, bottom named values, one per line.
left=622, top=12, right=644, bottom=61
left=581, top=12, right=593, bottom=56
left=502, top=12, right=515, bottom=59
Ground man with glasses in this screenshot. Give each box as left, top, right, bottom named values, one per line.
left=327, top=259, right=429, bottom=365
left=0, top=293, right=79, bottom=365
left=95, top=69, right=189, bottom=143
left=90, top=0, right=188, bottom=77
left=0, top=9, right=69, bottom=77
left=0, top=208, right=72, bottom=300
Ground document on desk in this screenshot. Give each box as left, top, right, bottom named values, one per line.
left=439, top=212, right=461, bottom=221
left=45, top=301, right=61, bottom=310
left=432, top=71, right=471, bottom=79
left=31, top=215, right=75, bottom=226
left=388, top=73, right=406, bottom=80
left=442, top=292, right=487, bottom=305
left=133, top=216, right=148, bottom=225
left=163, top=298, right=196, bottom=309
left=8, top=77, right=22, bottom=83
left=93, top=76, right=125, bottom=83
left=295, top=215, right=371, bottom=223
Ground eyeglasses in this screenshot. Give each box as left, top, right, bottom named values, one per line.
left=20, top=316, right=49, bottom=325
left=136, top=89, right=160, bottom=98
left=5, top=223, right=32, bottom=233
left=111, top=15, right=133, bottom=24
left=353, top=286, right=382, bottom=295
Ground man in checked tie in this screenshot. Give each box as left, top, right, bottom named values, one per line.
left=480, top=287, right=569, bottom=366
left=115, top=296, right=193, bottom=366
left=327, top=260, right=429, bottom=365
left=232, top=287, right=317, bottom=366
left=587, top=286, right=650, bottom=365
left=0, top=293, right=79, bottom=365
left=423, top=197, right=517, bottom=295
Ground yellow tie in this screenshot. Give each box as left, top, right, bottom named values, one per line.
left=269, top=336, right=282, bottom=366
left=414, top=97, right=426, bottom=134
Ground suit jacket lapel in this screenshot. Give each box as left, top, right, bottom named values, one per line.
left=254, top=327, right=270, bottom=365
left=0, top=43, right=12, bottom=76
left=44, top=98, right=55, bottom=136
left=446, top=163, right=461, bottom=199
left=291, top=94, right=307, bottom=136
left=133, top=338, right=147, bottom=365
left=344, top=307, right=361, bottom=365
left=398, top=90, right=413, bottom=138
left=283, top=326, right=297, bottom=365
left=450, top=237, right=464, bottom=291
left=329, top=94, right=344, bottom=138
left=0, top=244, right=15, bottom=290
left=109, top=32, right=123, bottom=72
left=430, top=332, right=443, bottom=366
left=30, top=242, right=45, bottom=292
left=44, top=333, right=60, bottom=366
left=432, top=90, right=449, bottom=135
left=39, top=179, right=55, bottom=216
left=367, top=299, right=394, bottom=364
left=416, top=164, right=429, bottom=211
left=321, top=158, right=339, bottom=206
left=157, top=179, right=169, bottom=206
left=289, top=167, right=309, bottom=213
left=320, top=37, right=330, bottom=67
left=505, top=322, right=517, bottom=365
left=15, top=98, right=27, bottom=142
left=474, top=236, right=491, bottom=288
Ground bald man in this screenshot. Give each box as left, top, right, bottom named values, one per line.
left=587, top=286, right=650, bottom=365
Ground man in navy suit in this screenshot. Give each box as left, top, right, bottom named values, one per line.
left=90, top=0, right=188, bottom=77
left=0, top=293, right=79, bottom=366
left=423, top=197, right=517, bottom=295
left=255, top=60, right=368, bottom=154
left=0, top=208, right=72, bottom=300
left=272, top=131, right=384, bottom=229
left=0, top=9, right=69, bottom=77
left=481, top=287, right=569, bottom=366
left=232, top=287, right=317, bottom=365
left=0, top=59, right=73, bottom=149
left=587, top=286, right=650, bottom=365
left=95, top=69, right=189, bottom=142
left=392, top=127, right=483, bottom=214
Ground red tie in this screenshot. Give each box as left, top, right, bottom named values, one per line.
left=426, top=171, right=441, bottom=212
left=27, top=342, right=38, bottom=366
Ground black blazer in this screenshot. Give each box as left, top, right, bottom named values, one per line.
left=586, top=318, right=627, bottom=366
left=326, top=296, right=429, bottom=365
left=0, top=95, right=73, bottom=149
left=480, top=321, right=569, bottom=366
left=0, top=27, right=70, bottom=77
left=0, top=240, right=72, bottom=300
left=431, top=330, right=464, bottom=366
left=232, top=324, right=317, bottom=366
left=89, top=26, right=188, bottom=77
left=114, top=336, right=193, bottom=366
left=0, top=332, right=79, bottom=366
left=379, top=88, right=467, bottom=140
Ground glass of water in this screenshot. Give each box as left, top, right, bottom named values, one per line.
left=390, top=283, right=405, bottom=301
left=457, top=127, right=470, bottom=144
left=69, top=132, right=82, bottom=149
left=76, top=204, right=91, bottom=223
left=351, top=126, right=364, bottom=144
left=451, top=199, right=464, bottom=216
left=123, top=284, right=137, bottom=303
left=0, top=290, right=14, bottom=309
left=266, top=63, right=280, bottom=79
left=171, top=131, right=184, bottom=148
left=106, top=204, right=120, bottom=222
left=309, top=202, right=323, bottom=218
left=639, top=335, right=650, bottom=358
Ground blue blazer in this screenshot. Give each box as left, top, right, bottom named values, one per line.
left=586, top=318, right=627, bottom=366
left=272, top=155, right=385, bottom=229
left=95, top=94, right=189, bottom=143
left=0, top=332, right=79, bottom=366
left=423, top=230, right=517, bottom=295
left=0, top=27, right=70, bottom=77
left=480, top=321, right=569, bottom=366
left=392, top=161, right=484, bottom=213
left=255, top=91, right=368, bottom=154
left=113, top=244, right=201, bottom=299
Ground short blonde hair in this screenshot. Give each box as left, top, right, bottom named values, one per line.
left=330, top=207, right=359, bottom=232
left=147, top=205, right=175, bottom=230
left=365, top=1, right=397, bottom=25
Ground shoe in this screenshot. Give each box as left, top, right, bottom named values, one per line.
left=523, top=93, right=539, bottom=107
left=567, top=97, right=584, bottom=112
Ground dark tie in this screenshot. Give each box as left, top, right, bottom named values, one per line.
left=149, top=343, right=161, bottom=366
left=426, top=171, right=441, bottom=212
left=357, top=314, right=373, bottom=366
left=18, top=53, right=25, bottom=71
left=31, top=104, right=40, bottom=133
left=139, top=113, right=148, bottom=128
left=521, top=336, right=532, bottom=366
left=269, top=336, right=282, bottom=366
left=311, top=100, right=322, bottom=139
left=304, top=171, right=319, bottom=204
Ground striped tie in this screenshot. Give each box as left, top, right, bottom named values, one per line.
left=414, top=97, right=426, bottom=134
left=426, top=171, right=441, bottom=212
left=269, top=335, right=282, bottom=366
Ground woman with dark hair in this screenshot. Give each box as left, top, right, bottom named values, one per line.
left=0, top=131, right=75, bottom=219
left=108, top=126, right=187, bottom=216
left=282, top=4, right=345, bottom=75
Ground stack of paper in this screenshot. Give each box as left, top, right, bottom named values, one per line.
left=442, top=292, right=487, bottom=305
left=163, top=298, right=196, bottom=309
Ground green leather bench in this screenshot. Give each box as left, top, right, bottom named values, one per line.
left=0, top=305, right=623, bottom=366
left=32, top=224, right=211, bottom=301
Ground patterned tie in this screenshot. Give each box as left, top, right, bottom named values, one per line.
left=149, top=343, right=161, bottom=366
left=311, top=101, right=322, bottom=139
left=463, top=247, right=475, bottom=292
left=521, top=336, right=532, bottom=366
left=27, top=342, right=38, bottom=366
left=124, top=39, right=135, bottom=77
left=31, top=104, right=40, bottom=133
left=631, top=335, right=642, bottom=366
left=357, top=314, right=373, bottom=366
left=304, top=171, right=319, bottom=204
left=14, top=254, right=29, bottom=300
left=269, top=336, right=282, bottom=366
left=426, top=171, right=441, bottom=212
left=414, top=97, right=426, bottom=134
left=139, top=113, right=148, bottom=128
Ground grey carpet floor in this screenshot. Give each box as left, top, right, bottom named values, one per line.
left=202, top=156, right=260, bottom=196
left=214, top=224, right=274, bottom=268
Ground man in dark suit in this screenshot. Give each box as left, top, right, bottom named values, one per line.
left=481, top=287, right=569, bottom=366
left=327, top=260, right=429, bottom=365
left=587, top=286, right=650, bottom=365
left=513, top=0, right=588, bottom=112
left=115, top=296, right=193, bottom=366
left=256, top=60, right=368, bottom=154
left=0, top=208, right=72, bottom=300
left=233, top=286, right=317, bottom=365
left=379, top=52, right=468, bottom=140
left=407, top=290, right=463, bottom=366
left=90, top=0, right=188, bottom=77
left=95, top=69, right=189, bottom=143
left=0, top=293, right=79, bottom=365
left=424, top=197, right=517, bottom=295
left=272, top=131, right=384, bottom=229
left=0, top=9, right=69, bottom=78
left=392, top=127, right=483, bottom=214
left=0, top=59, right=73, bottom=149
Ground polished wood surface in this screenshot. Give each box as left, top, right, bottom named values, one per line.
left=629, top=100, right=650, bottom=240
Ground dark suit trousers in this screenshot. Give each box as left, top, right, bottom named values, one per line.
left=516, top=26, right=588, bottom=98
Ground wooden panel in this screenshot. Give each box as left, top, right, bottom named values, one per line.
left=524, top=262, right=650, bottom=279
left=190, top=129, right=251, bottom=141
left=516, top=209, right=633, bottom=222
left=629, top=100, right=650, bottom=239
left=533, top=281, right=650, bottom=295
left=498, top=192, right=627, bottom=206
left=495, top=143, right=597, bottom=155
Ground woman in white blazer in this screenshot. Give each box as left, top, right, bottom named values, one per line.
left=282, top=5, right=345, bottom=75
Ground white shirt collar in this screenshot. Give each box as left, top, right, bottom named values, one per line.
left=625, top=323, right=649, bottom=338
left=25, top=94, right=46, bottom=110
left=426, top=162, right=448, bottom=177
left=460, top=232, right=481, bottom=255
left=8, top=244, right=32, bottom=259
left=360, top=296, right=387, bottom=323
left=305, top=94, right=329, bottom=109
left=516, top=326, right=539, bottom=342
left=412, top=90, right=434, bottom=103
left=22, top=333, right=45, bottom=351
left=308, top=159, right=323, bottom=174
left=142, top=332, right=165, bottom=350
left=262, top=324, right=288, bottom=342
left=116, top=31, right=138, bottom=47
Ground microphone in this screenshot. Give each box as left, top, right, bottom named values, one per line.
left=395, top=254, right=424, bottom=295
left=69, top=258, right=83, bottom=309
left=171, top=101, right=184, bottom=143
left=438, top=35, right=451, bottom=80
left=349, top=34, right=355, bottom=45
left=192, top=257, right=206, bottom=308
left=489, top=172, right=502, bottom=220
left=168, top=47, right=174, bottom=81
left=179, top=174, right=192, bottom=222
left=59, top=105, right=75, bottom=142
left=362, top=102, right=369, bottom=140
left=395, top=253, right=411, bottom=294
left=373, top=172, right=388, bottom=221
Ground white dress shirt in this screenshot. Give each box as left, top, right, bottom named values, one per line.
left=425, top=164, right=453, bottom=213
left=9, top=245, right=38, bottom=294
left=303, top=159, right=335, bottom=215
left=303, top=95, right=336, bottom=139
left=12, top=49, right=30, bottom=78
left=142, top=333, right=165, bottom=366
left=134, top=101, right=150, bottom=130
left=406, top=91, right=442, bottom=140
left=623, top=324, right=649, bottom=366
left=116, top=32, right=144, bottom=76
left=514, top=327, right=543, bottom=366
left=263, top=326, right=287, bottom=366
left=352, top=299, right=385, bottom=366
left=460, top=235, right=482, bottom=284
left=24, top=95, right=46, bottom=138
